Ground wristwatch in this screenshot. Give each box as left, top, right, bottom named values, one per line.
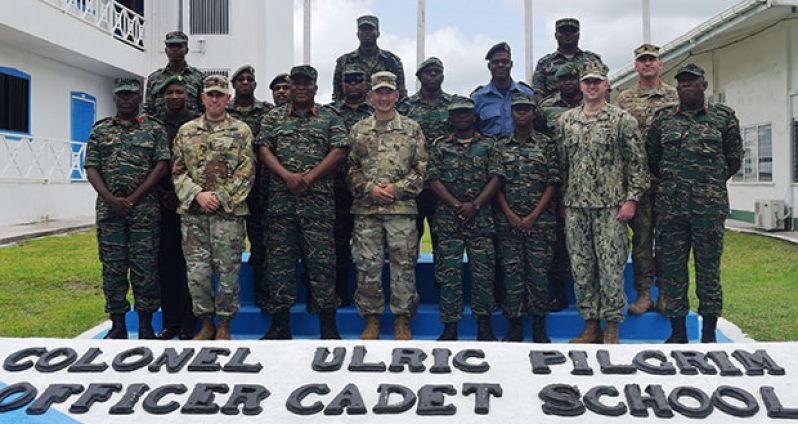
left=473, top=201, right=481, bottom=211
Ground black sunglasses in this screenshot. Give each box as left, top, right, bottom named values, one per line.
left=344, top=75, right=365, bottom=84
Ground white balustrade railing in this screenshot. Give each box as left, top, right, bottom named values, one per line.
left=0, top=132, right=88, bottom=183
left=40, top=0, right=146, bottom=50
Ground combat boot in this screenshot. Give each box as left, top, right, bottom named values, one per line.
left=628, top=290, right=654, bottom=315
left=193, top=315, right=216, bottom=340
left=138, top=312, right=156, bottom=340
left=603, top=321, right=620, bottom=344
left=360, top=314, right=380, bottom=340
left=476, top=315, right=497, bottom=341
left=549, top=280, right=568, bottom=312
left=437, top=322, right=458, bottom=341
left=104, top=313, right=128, bottom=339
left=394, top=315, right=412, bottom=341
left=215, top=317, right=232, bottom=340
left=569, top=319, right=603, bottom=344
left=319, top=311, right=341, bottom=340
left=262, top=310, right=292, bottom=340
left=656, top=287, right=666, bottom=314
left=502, top=317, right=523, bottom=342
left=179, top=318, right=196, bottom=340
left=701, top=316, right=718, bottom=343
left=532, top=316, right=551, bottom=343
left=665, top=317, right=688, bottom=343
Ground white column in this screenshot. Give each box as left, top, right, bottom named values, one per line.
left=303, top=0, right=311, bottom=64
left=417, top=0, right=426, bottom=92
left=525, top=0, right=533, bottom=84
left=642, top=0, right=651, bottom=44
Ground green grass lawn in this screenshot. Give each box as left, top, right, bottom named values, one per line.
left=0, top=228, right=795, bottom=341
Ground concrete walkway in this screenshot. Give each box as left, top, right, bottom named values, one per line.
left=0, top=217, right=94, bottom=246
left=725, top=218, right=798, bottom=244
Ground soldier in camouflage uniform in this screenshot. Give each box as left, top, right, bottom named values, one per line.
left=327, top=64, right=375, bottom=307
left=532, top=18, right=604, bottom=102
left=538, top=62, right=583, bottom=312
left=256, top=65, right=349, bottom=340
left=154, top=75, right=200, bottom=340
left=348, top=71, right=427, bottom=340
left=332, top=15, right=407, bottom=102
left=172, top=75, right=256, bottom=341
left=493, top=93, right=560, bottom=343
left=227, top=65, right=274, bottom=316
left=616, top=44, right=679, bottom=316
left=557, top=62, right=649, bottom=344
left=426, top=96, right=500, bottom=341
left=648, top=64, right=742, bottom=344
left=270, top=73, right=291, bottom=107
left=85, top=78, right=170, bottom=339
left=144, top=31, right=205, bottom=117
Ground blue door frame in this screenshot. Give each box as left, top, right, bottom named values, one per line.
left=70, top=92, right=96, bottom=181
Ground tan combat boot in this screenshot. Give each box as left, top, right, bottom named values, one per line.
left=193, top=316, right=216, bottom=340
left=215, top=317, right=231, bottom=340
left=394, top=315, right=412, bottom=341
left=603, top=321, right=620, bottom=344
left=360, top=314, right=380, bottom=340
left=628, top=290, right=654, bottom=315
left=569, top=319, right=603, bottom=344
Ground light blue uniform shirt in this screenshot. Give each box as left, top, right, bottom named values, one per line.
left=471, top=80, right=534, bottom=138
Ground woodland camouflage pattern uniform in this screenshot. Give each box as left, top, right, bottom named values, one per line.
left=255, top=87, right=349, bottom=314
left=492, top=98, right=560, bottom=318
left=616, top=44, right=679, bottom=295
left=85, top=79, right=170, bottom=314
left=144, top=31, right=205, bottom=117
left=172, top=84, right=255, bottom=318
left=647, top=64, right=743, bottom=318
left=426, top=100, right=497, bottom=323
left=347, top=89, right=427, bottom=317
left=557, top=63, right=649, bottom=323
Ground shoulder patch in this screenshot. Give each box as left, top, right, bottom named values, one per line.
left=518, top=81, right=533, bottom=91
left=470, top=85, right=484, bottom=97
left=92, top=116, right=114, bottom=128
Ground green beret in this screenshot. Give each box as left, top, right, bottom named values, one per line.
left=485, top=42, right=511, bottom=60
left=416, top=57, right=443, bottom=76
left=154, top=75, right=185, bottom=94
left=231, top=65, right=255, bottom=82
left=269, top=73, right=290, bottom=89
left=555, top=62, right=581, bottom=79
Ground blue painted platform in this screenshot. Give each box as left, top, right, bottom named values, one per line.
left=120, top=252, right=715, bottom=342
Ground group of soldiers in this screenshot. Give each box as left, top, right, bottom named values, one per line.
left=85, top=15, right=742, bottom=344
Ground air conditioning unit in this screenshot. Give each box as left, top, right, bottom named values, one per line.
left=754, top=200, right=789, bottom=231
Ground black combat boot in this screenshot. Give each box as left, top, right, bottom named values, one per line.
left=476, top=315, right=497, bottom=342
left=701, top=316, right=718, bottom=343
left=104, top=313, right=128, bottom=339
left=532, top=316, right=551, bottom=343
left=665, top=317, right=688, bottom=343
left=138, top=312, right=156, bottom=339
left=437, top=322, right=458, bottom=341
left=502, top=317, right=523, bottom=342
left=549, top=280, right=568, bottom=312
left=319, top=311, right=341, bottom=340
left=262, top=310, right=292, bottom=340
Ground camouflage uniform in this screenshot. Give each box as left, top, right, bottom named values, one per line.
left=172, top=114, right=256, bottom=318
left=348, top=113, right=427, bottom=317
left=648, top=102, right=742, bottom=318
left=85, top=115, right=170, bottom=314
left=617, top=81, right=678, bottom=292
left=255, top=104, right=349, bottom=313
left=227, top=99, right=273, bottom=312
left=332, top=50, right=406, bottom=102
left=144, top=66, right=205, bottom=117
left=532, top=49, right=604, bottom=100
left=427, top=133, right=497, bottom=323
left=492, top=131, right=560, bottom=318
left=557, top=103, right=649, bottom=322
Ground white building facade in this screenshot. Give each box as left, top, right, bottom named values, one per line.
left=611, top=0, right=798, bottom=230
left=0, top=0, right=293, bottom=227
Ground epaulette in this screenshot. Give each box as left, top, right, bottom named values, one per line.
left=518, top=81, right=533, bottom=91
left=713, top=102, right=736, bottom=116
left=538, top=52, right=558, bottom=63
left=469, top=85, right=484, bottom=97
left=431, top=134, right=449, bottom=147
left=584, top=50, right=603, bottom=60
left=92, top=116, right=114, bottom=128
left=323, top=103, right=342, bottom=116
left=141, top=114, right=164, bottom=125
left=653, top=104, right=677, bottom=118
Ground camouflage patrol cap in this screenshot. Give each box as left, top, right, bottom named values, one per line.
left=231, top=64, right=255, bottom=82
left=555, top=18, right=580, bottom=30
left=675, top=63, right=705, bottom=79
left=634, top=43, right=660, bottom=60
left=203, top=74, right=229, bottom=94
left=371, top=71, right=398, bottom=91
left=154, top=75, right=185, bottom=94
left=164, top=31, right=188, bottom=44
left=343, top=63, right=366, bottom=76
left=416, top=57, right=443, bottom=76
left=555, top=62, right=581, bottom=79
left=290, top=65, right=318, bottom=82
left=510, top=93, right=537, bottom=108
left=113, top=78, right=141, bottom=93
left=269, top=73, right=290, bottom=89
left=580, top=62, right=609, bottom=81
left=485, top=42, right=511, bottom=60
left=357, top=15, right=379, bottom=29
left=447, top=96, right=475, bottom=112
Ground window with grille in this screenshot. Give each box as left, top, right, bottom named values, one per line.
left=189, top=0, right=229, bottom=35
left=0, top=67, right=30, bottom=134
left=733, top=123, right=772, bottom=183
left=200, top=68, right=230, bottom=79
left=793, top=119, right=798, bottom=183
